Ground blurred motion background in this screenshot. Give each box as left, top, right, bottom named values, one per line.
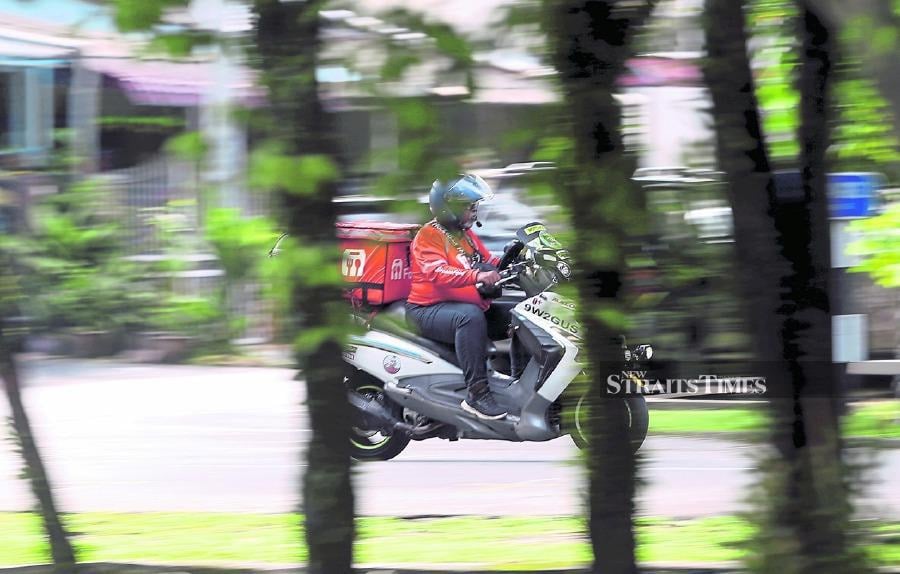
left=0, top=0, right=899, bottom=571
left=0, top=0, right=896, bottom=389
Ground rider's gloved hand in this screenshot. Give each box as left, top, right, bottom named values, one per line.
left=476, top=270, right=501, bottom=286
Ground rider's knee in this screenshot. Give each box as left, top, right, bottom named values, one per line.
left=455, top=304, right=486, bottom=330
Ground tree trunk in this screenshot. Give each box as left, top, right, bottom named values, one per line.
left=703, top=0, right=785, bottom=367
left=704, top=1, right=868, bottom=571
left=0, top=341, right=77, bottom=573
left=252, top=2, right=354, bottom=573
left=546, top=2, right=655, bottom=572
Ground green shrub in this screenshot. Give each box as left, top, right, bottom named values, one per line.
left=13, top=179, right=152, bottom=334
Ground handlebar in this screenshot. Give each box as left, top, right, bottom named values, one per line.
left=475, top=261, right=528, bottom=289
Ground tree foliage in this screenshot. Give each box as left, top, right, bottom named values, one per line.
left=7, top=180, right=150, bottom=334
left=0, top=242, right=77, bottom=572
left=749, top=0, right=900, bottom=177
left=106, top=1, right=356, bottom=571
left=848, top=203, right=900, bottom=288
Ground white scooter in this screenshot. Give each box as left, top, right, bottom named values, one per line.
left=342, top=222, right=651, bottom=461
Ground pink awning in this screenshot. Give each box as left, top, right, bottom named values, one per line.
left=618, top=57, right=703, bottom=88
left=81, top=57, right=264, bottom=107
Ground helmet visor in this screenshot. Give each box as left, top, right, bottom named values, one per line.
left=446, top=174, right=494, bottom=205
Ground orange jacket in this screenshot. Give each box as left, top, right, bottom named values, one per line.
left=407, top=221, right=500, bottom=310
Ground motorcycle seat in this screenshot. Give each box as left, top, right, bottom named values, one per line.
left=369, top=302, right=461, bottom=367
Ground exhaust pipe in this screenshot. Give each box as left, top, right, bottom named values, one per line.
left=347, top=390, right=445, bottom=439
left=347, top=390, right=400, bottom=432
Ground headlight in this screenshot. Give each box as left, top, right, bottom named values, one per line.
left=636, top=344, right=653, bottom=360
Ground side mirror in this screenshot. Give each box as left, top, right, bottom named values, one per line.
left=268, top=233, right=288, bottom=258
left=498, top=239, right=525, bottom=270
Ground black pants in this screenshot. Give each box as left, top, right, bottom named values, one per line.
left=406, top=302, right=511, bottom=391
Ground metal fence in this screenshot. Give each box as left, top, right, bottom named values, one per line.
left=99, top=156, right=200, bottom=255
left=98, top=156, right=273, bottom=343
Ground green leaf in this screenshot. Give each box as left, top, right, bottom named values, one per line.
left=249, top=144, right=339, bottom=196
left=848, top=204, right=900, bottom=288
left=381, top=51, right=421, bottom=81
left=431, top=26, right=473, bottom=63
left=394, top=100, right=434, bottom=131
left=99, top=116, right=184, bottom=130
left=534, top=136, right=574, bottom=163
left=872, top=26, right=898, bottom=55
left=294, top=155, right=340, bottom=196
left=204, top=208, right=279, bottom=281
left=113, top=0, right=188, bottom=33
left=249, top=143, right=293, bottom=190
left=499, top=3, right=543, bottom=28
left=590, top=306, right=628, bottom=330
left=293, top=325, right=345, bottom=354
left=165, top=131, right=208, bottom=162
left=281, top=243, right=344, bottom=288
left=147, top=31, right=216, bottom=58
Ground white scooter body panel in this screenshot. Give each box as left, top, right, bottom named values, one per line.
left=512, top=291, right=583, bottom=402
left=344, top=329, right=460, bottom=385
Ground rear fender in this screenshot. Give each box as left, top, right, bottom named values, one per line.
left=344, top=329, right=459, bottom=385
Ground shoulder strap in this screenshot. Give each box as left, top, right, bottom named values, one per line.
left=431, top=221, right=481, bottom=264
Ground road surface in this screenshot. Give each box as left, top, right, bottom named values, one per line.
left=0, top=359, right=895, bottom=518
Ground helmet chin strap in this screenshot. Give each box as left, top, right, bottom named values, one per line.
left=439, top=201, right=478, bottom=231
left=444, top=217, right=464, bottom=231
left=459, top=218, right=479, bottom=231
left=460, top=207, right=481, bottom=230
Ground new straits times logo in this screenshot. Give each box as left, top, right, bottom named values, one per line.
left=608, top=372, right=768, bottom=395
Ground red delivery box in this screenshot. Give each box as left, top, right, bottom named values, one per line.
left=336, top=221, right=420, bottom=306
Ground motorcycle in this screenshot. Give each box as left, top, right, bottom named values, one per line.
left=339, top=221, right=653, bottom=461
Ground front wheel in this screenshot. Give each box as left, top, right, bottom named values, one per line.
left=348, top=375, right=410, bottom=461
left=569, top=395, right=649, bottom=453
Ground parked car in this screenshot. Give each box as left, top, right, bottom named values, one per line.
left=503, top=161, right=557, bottom=175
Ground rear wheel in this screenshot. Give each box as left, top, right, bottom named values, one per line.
left=570, top=395, right=649, bottom=453
left=348, top=375, right=410, bottom=461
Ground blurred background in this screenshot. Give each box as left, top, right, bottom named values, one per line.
left=0, top=0, right=898, bottom=570
left=0, top=0, right=896, bottom=384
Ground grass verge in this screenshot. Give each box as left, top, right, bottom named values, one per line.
left=649, top=401, right=900, bottom=439
left=2, top=512, right=897, bottom=570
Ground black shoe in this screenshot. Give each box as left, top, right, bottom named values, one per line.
left=461, top=389, right=507, bottom=420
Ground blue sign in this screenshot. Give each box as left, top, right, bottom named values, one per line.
left=828, top=172, right=885, bottom=218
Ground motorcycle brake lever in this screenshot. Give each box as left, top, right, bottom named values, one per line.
left=476, top=261, right=528, bottom=288
left=476, top=268, right=518, bottom=289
